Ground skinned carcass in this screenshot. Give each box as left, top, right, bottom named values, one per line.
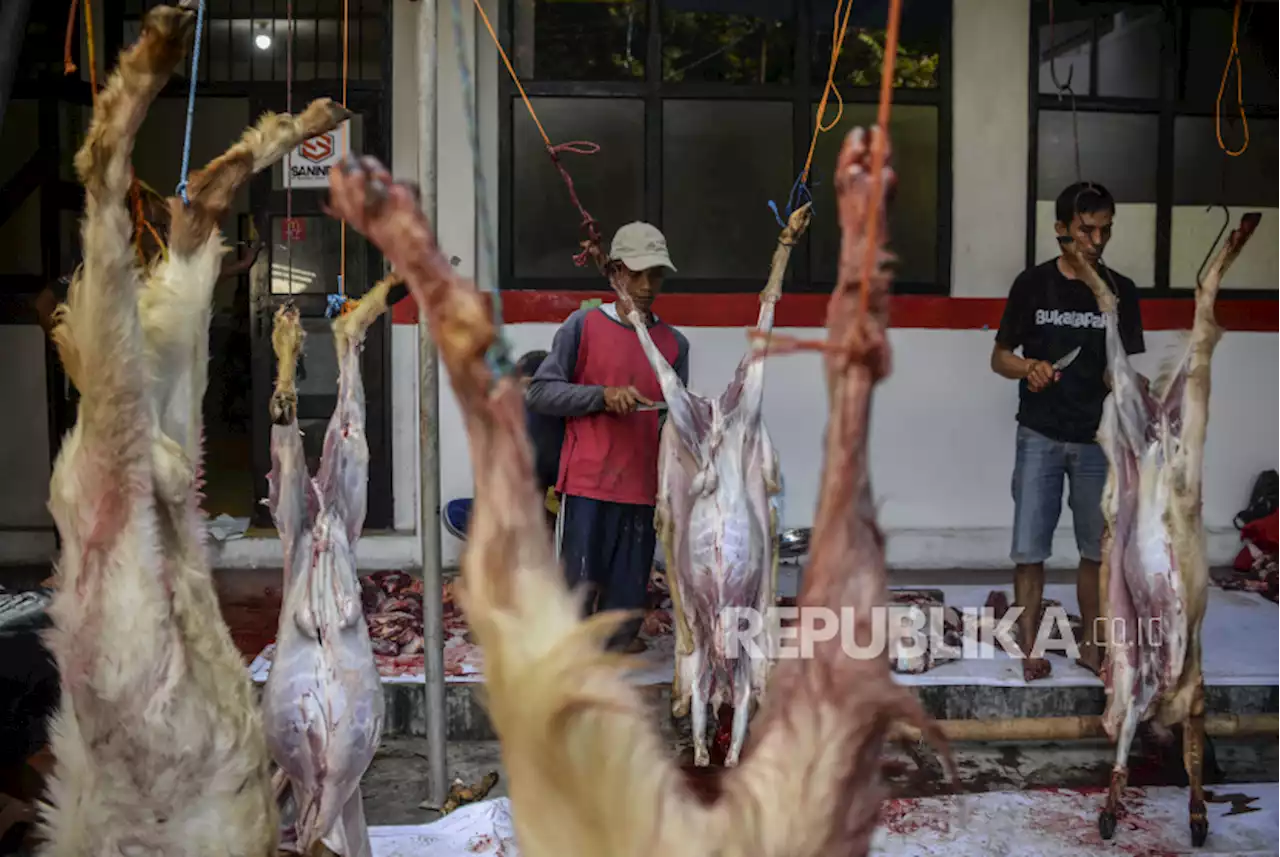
left=261, top=277, right=397, bottom=857
left=39, top=5, right=350, bottom=855
left=622, top=205, right=810, bottom=767
left=322, top=128, right=945, bottom=857
left=1061, top=213, right=1261, bottom=846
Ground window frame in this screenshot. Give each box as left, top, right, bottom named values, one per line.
left=497, top=0, right=953, bottom=295
left=1025, top=0, right=1278, bottom=300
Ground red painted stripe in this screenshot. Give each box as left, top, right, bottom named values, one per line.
left=390, top=290, right=1278, bottom=332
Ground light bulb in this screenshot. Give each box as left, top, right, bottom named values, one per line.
left=254, top=33, right=272, bottom=51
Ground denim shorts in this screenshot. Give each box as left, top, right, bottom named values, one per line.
left=1010, top=424, right=1107, bottom=564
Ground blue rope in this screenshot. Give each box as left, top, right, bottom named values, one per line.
left=768, top=173, right=814, bottom=229
left=449, top=0, right=512, bottom=377
left=175, top=0, right=207, bottom=205
left=325, top=292, right=349, bottom=318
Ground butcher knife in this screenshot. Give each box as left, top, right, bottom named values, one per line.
left=1052, top=346, right=1081, bottom=372
left=636, top=403, right=668, bottom=412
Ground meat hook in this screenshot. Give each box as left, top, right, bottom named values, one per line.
left=1046, top=0, right=1075, bottom=96
left=1195, top=203, right=1231, bottom=288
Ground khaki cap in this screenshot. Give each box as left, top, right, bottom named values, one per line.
left=609, top=222, right=677, bottom=273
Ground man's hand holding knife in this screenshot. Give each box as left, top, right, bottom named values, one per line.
left=1025, top=346, right=1081, bottom=393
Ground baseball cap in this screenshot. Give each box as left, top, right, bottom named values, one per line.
left=609, top=222, right=677, bottom=273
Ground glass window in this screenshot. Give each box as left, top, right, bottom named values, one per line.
left=512, top=0, right=646, bottom=81
left=661, top=100, right=794, bottom=280
left=512, top=98, right=645, bottom=279
left=268, top=215, right=371, bottom=297
left=1036, top=112, right=1158, bottom=285
left=812, top=0, right=942, bottom=90
left=1183, top=2, right=1278, bottom=109
left=1169, top=116, right=1278, bottom=291
left=807, top=104, right=938, bottom=286
left=1037, top=2, right=1162, bottom=99
left=661, top=0, right=795, bottom=85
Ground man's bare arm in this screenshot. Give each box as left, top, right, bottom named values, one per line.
left=991, top=343, right=1032, bottom=380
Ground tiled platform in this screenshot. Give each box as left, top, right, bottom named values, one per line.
left=369, top=783, right=1280, bottom=856
left=246, top=581, right=1278, bottom=739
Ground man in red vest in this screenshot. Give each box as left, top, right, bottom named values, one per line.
left=526, top=222, right=689, bottom=653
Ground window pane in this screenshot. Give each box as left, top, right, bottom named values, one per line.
left=512, top=98, right=644, bottom=279
left=269, top=216, right=370, bottom=296
left=1184, top=3, right=1278, bottom=108
left=1170, top=117, right=1278, bottom=291
left=812, top=0, right=942, bottom=89
left=1035, top=112, right=1158, bottom=285
left=808, top=104, right=938, bottom=286
left=661, top=0, right=794, bottom=84
left=1037, top=1, right=1162, bottom=98
left=512, top=0, right=646, bottom=81
left=661, top=101, right=793, bottom=281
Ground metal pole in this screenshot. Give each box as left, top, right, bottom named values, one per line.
left=415, top=0, right=448, bottom=812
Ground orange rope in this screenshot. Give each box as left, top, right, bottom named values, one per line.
left=62, top=0, right=80, bottom=74
left=473, top=0, right=551, bottom=148
left=1215, top=0, right=1249, bottom=157
left=83, top=0, right=97, bottom=100
left=802, top=0, right=855, bottom=184
left=856, top=0, right=903, bottom=317
left=339, top=0, right=349, bottom=296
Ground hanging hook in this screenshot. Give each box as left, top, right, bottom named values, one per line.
left=1195, top=203, right=1231, bottom=288
left=1047, top=0, right=1075, bottom=96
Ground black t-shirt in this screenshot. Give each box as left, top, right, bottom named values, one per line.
left=995, top=259, right=1145, bottom=444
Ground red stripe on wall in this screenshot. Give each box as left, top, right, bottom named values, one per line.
left=390, top=290, right=1278, bottom=332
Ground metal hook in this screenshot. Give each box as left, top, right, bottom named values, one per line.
left=1047, top=0, right=1075, bottom=96
left=1195, top=203, right=1231, bottom=288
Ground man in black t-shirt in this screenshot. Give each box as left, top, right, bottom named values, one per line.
left=991, top=181, right=1146, bottom=682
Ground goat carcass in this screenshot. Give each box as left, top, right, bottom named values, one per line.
left=323, top=128, right=945, bottom=857
left=39, top=6, right=350, bottom=854
left=621, top=205, right=810, bottom=767
left=261, top=278, right=397, bottom=857
left=1061, top=214, right=1260, bottom=846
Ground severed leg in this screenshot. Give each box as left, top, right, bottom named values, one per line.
left=688, top=645, right=710, bottom=767
left=1184, top=676, right=1208, bottom=847
left=141, top=97, right=353, bottom=476
left=724, top=650, right=753, bottom=767
left=269, top=304, right=318, bottom=592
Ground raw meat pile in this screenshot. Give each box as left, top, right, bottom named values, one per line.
left=359, top=572, right=478, bottom=677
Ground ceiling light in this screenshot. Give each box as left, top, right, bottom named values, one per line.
left=255, top=33, right=272, bottom=51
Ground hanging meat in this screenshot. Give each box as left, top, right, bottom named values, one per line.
left=1061, top=213, right=1261, bottom=846
left=619, top=205, right=810, bottom=767
left=323, top=125, right=945, bottom=857
left=38, top=6, right=351, bottom=855
left=261, top=277, right=399, bottom=857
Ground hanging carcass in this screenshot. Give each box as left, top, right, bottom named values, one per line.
left=322, top=126, right=945, bottom=857
left=38, top=5, right=351, bottom=854
left=1060, top=213, right=1261, bottom=846
left=616, top=205, right=810, bottom=767
left=261, top=277, right=398, bottom=857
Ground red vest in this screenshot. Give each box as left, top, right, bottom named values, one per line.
left=557, top=310, right=680, bottom=506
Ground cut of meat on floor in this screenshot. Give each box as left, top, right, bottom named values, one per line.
left=1062, top=212, right=1262, bottom=846
left=261, top=277, right=403, bottom=857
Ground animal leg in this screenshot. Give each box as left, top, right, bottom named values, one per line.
left=318, top=272, right=398, bottom=547
left=622, top=302, right=704, bottom=456
left=725, top=657, right=753, bottom=767
left=689, top=648, right=710, bottom=767
left=1184, top=680, right=1208, bottom=847
left=1099, top=704, right=1140, bottom=840
left=143, top=97, right=354, bottom=468
left=269, top=303, right=318, bottom=590
left=321, top=786, right=373, bottom=857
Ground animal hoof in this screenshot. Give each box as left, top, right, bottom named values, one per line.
left=1190, top=816, right=1208, bottom=848
left=270, top=391, right=297, bottom=425
left=693, top=748, right=710, bottom=768
left=1098, top=809, right=1116, bottom=841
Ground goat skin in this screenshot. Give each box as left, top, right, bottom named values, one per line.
left=38, top=8, right=351, bottom=855
left=631, top=206, right=810, bottom=767
left=322, top=131, right=946, bottom=857
left=261, top=281, right=396, bottom=857
left=1064, top=213, right=1259, bottom=840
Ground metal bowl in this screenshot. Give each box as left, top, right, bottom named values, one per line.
left=778, top=527, right=811, bottom=560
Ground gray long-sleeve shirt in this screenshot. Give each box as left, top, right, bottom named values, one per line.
left=525, top=303, right=689, bottom=418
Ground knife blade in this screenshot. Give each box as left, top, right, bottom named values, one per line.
left=1052, top=346, right=1082, bottom=372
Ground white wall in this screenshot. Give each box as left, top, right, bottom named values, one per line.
left=387, top=0, right=1279, bottom=571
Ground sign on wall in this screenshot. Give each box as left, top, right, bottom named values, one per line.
left=281, top=120, right=352, bottom=189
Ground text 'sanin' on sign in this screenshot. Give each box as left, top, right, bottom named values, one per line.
left=284, top=122, right=350, bottom=189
